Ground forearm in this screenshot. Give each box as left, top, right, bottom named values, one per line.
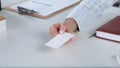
left=66, top=0, right=118, bottom=32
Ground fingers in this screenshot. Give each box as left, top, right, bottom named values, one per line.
left=49, top=23, right=77, bottom=41
left=59, top=24, right=66, bottom=34
left=49, top=23, right=60, bottom=37
left=71, top=36, right=77, bottom=41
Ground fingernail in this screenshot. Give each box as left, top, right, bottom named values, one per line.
left=72, top=37, right=77, bottom=41
left=60, top=30, right=64, bottom=34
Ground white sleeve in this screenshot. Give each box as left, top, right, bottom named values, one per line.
left=66, top=0, right=118, bottom=32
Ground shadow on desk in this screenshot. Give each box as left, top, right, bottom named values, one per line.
left=35, top=31, right=55, bottom=53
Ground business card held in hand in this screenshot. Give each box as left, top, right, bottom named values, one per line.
left=45, top=33, right=74, bottom=49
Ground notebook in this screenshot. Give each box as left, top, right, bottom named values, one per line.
left=96, top=16, right=120, bottom=43
left=4, top=0, right=81, bottom=18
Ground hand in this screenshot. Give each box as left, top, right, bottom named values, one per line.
left=49, top=18, right=78, bottom=41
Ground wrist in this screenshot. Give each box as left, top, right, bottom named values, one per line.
left=65, top=18, right=79, bottom=32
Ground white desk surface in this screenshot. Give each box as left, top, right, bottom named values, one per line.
left=0, top=0, right=120, bottom=67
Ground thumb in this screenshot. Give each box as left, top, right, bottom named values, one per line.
left=59, top=24, right=66, bottom=34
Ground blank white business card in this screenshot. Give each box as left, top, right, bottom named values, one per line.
left=45, top=33, right=74, bottom=49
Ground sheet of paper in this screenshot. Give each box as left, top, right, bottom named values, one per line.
left=45, top=33, right=74, bottom=49
left=10, top=0, right=80, bottom=16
